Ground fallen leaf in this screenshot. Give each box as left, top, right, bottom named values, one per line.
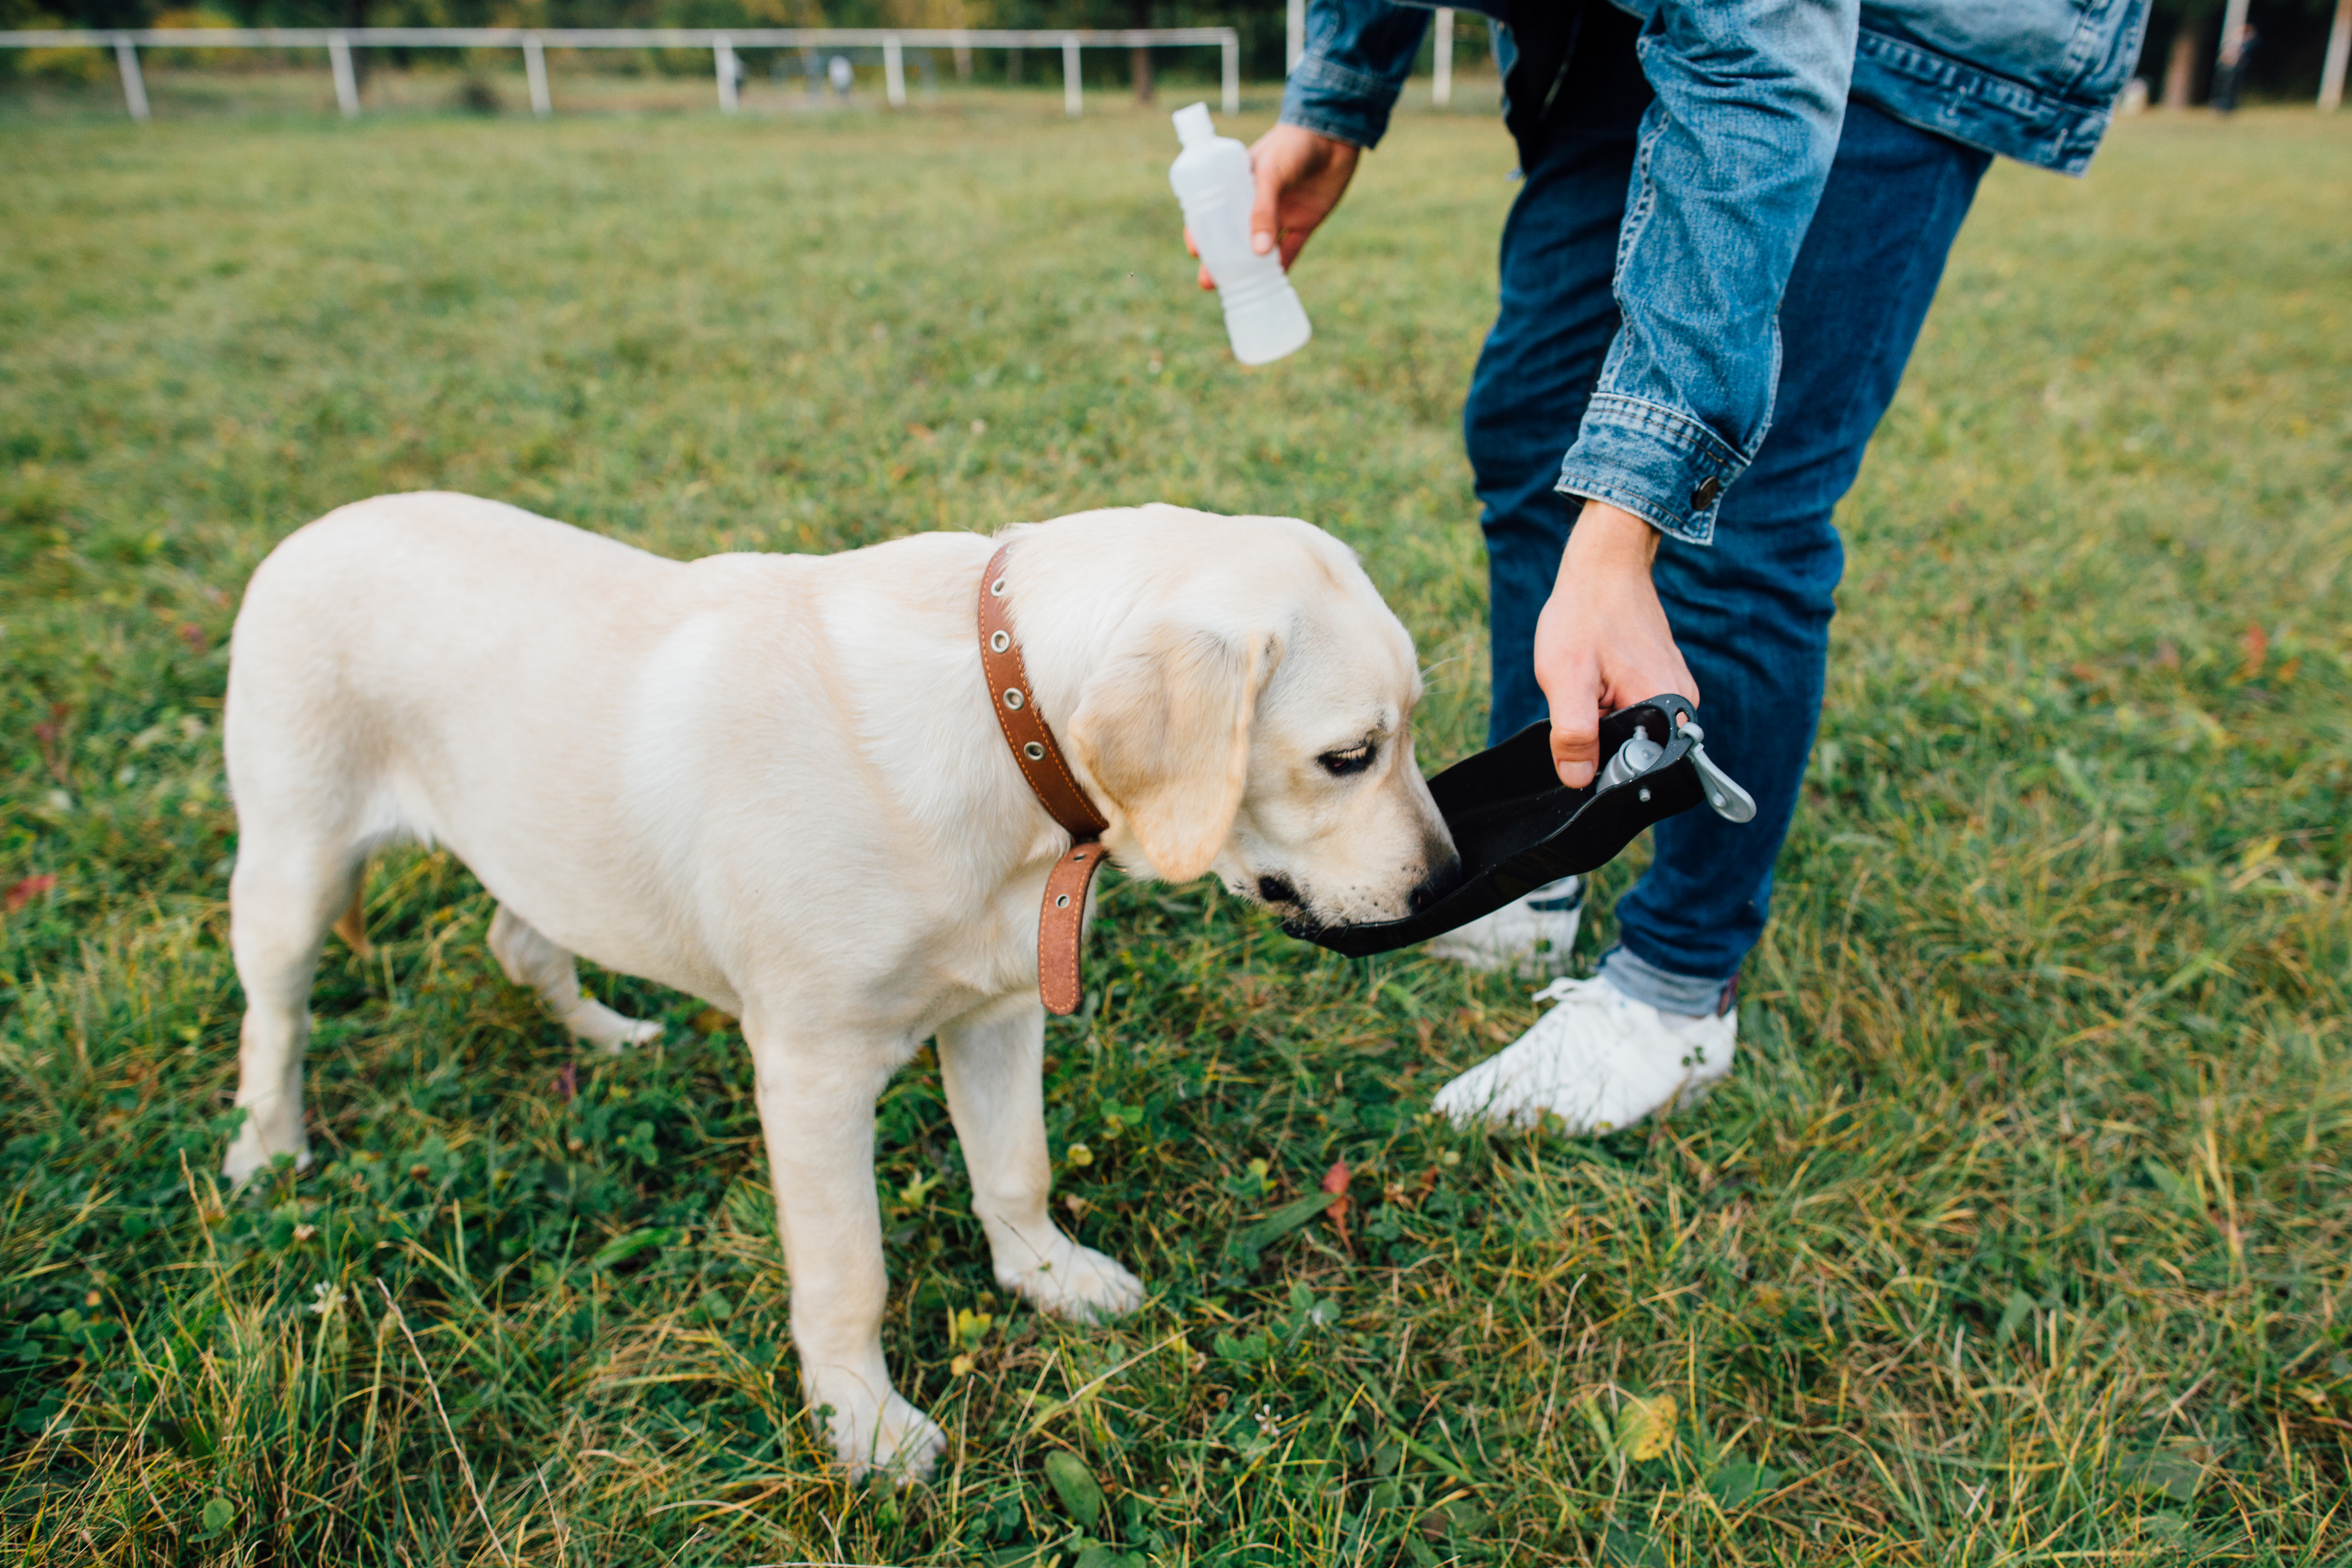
left=1615, top=1392, right=1677, bottom=1462
left=1043, top=1450, right=1103, bottom=1529
left=2236, top=623, right=2268, bottom=681
left=1320, top=1160, right=1350, bottom=1219
left=4, top=873, right=57, bottom=912
left=1321, top=1160, right=1352, bottom=1248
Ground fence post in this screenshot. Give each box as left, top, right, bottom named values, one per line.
left=951, top=30, right=971, bottom=81
left=523, top=36, right=551, bottom=117
left=715, top=37, right=737, bottom=113
left=328, top=34, right=360, bottom=117
left=1062, top=34, right=1081, bottom=117
left=1432, top=8, right=1452, bottom=107
left=884, top=36, right=905, bottom=106
left=2324, top=0, right=2350, bottom=112
left=113, top=35, right=149, bottom=123
left=1221, top=33, right=1239, bottom=115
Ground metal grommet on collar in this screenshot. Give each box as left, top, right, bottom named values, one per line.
left=990, top=629, right=1011, bottom=652
left=1003, top=689, right=1024, bottom=709
left=989, top=576, right=1007, bottom=597
left=1055, top=894, right=1072, bottom=908
left=1023, top=741, right=1045, bottom=760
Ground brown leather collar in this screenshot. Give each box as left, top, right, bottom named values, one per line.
left=979, top=541, right=1112, bottom=1016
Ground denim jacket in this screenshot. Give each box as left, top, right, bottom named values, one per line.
left=1283, top=0, right=2148, bottom=544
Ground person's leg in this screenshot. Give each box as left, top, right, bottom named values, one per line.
left=1440, top=104, right=1993, bottom=1132
left=1600, top=101, right=1994, bottom=1012
left=1433, top=5, right=1650, bottom=976
left=1465, top=4, right=1652, bottom=750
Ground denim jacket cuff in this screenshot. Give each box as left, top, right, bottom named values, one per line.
left=1279, top=51, right=1405, bottom=150
left=1555, top=394, right=1749, bottom=547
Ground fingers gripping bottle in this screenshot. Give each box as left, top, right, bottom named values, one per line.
left=1169, top=101, right=1312, bottom=366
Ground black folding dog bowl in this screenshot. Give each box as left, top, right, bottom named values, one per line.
left=1286, top=693, right=1753, bottom=958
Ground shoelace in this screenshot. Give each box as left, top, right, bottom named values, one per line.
left=1530, top=976, right=1614, bottom=1007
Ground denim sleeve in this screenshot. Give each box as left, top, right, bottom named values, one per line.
left=1279, top=0, right=1431, bottom=150
left=1557, top=1, right=1858, bottom=545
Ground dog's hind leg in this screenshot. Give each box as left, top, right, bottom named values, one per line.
left=938, top=993, right=1144, bottom=1321
left=223, top=834, right=363, bottom=1184
left=488, top=904, right=663, bottom=1053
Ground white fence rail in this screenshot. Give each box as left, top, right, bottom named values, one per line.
left=0, top=25, right=1242, bottom=122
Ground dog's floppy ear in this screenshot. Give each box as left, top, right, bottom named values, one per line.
left=1067, top=622, right=1278, bottom=884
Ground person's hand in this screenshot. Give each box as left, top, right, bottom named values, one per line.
left=1534, top=501, right=1700, bottom=788
left=1184, top=123, right=1362, bottom=291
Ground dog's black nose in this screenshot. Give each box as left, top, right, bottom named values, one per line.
left=1407, top=844, right=1464, bottom=914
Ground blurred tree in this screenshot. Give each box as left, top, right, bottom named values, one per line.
left=2153, top=0, right=2220, bottom=106
left=2140, top=0, right=2342, bottom=104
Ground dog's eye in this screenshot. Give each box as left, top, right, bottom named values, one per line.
left=1317, top=742, right=1376, bottom=777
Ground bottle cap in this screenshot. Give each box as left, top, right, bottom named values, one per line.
left=1172, top=101, right=1215, bottom=147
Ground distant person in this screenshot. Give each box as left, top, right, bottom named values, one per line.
left=2212, top=24, right=2259, bottom=114
left=1206, top=0, right=2149, bottom=1133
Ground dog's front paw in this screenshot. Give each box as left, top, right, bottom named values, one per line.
left=1000, top=1236, right=1145, bottom=1323
left=814, top=1383, right=947, bottom=1483
left=222, top=1122, right=311, bottom=1187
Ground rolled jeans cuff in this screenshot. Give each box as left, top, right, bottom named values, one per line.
left=1597, top=944, right=1736, bottom=1017
left=1556, top=394, right=1750, bottom=546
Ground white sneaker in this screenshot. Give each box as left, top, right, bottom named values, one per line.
left=1432, top=975, right=1735, bottom=1134
left=1423, top=875, right=1583, bottom=978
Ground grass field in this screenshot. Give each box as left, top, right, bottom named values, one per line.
left=1, top=92, right=2348, bottom=1566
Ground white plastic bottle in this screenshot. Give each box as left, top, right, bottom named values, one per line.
left=1169, top=101, right=1312, bottom=366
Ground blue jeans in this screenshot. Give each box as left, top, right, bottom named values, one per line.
left=1464, top=89, right=1991, bottom=1011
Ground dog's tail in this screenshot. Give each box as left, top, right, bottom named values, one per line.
left=332, top=886, right=371, bottom=960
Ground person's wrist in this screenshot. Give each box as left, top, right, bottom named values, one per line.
left=1559, top=500, right=1660, bottom=582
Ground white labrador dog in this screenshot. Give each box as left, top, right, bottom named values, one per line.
left=220, top=492, right=1456, bottom=1477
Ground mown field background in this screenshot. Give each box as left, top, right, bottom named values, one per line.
left=1, top=87, right=2348, bottom=1567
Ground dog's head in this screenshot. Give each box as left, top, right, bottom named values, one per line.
left=1060, top=509, right=1460, bottom=930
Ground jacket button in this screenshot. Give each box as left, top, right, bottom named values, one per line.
left=1691, top=476, right=1721, bottom=510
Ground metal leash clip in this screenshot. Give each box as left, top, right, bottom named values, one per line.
left=1603, top=716, right=1756, bottom=823
left=1286, top=693, right=1753, bottom=957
